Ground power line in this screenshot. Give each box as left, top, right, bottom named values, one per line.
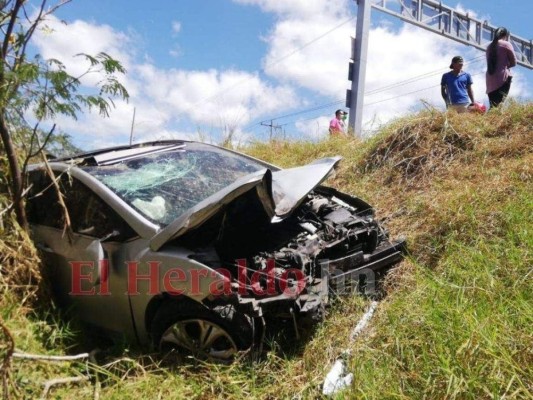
left=187, top=15, right=357, bottom=112
left=263, top=16, right=356, bottom=70
left=364, top=71, right=485, bottom=106
left=365, top=55, right=486, bottom=96
left=258, top=99, right=345, bottom=123
left=281, top=70, right=486, bottom=124
left=175, top=15, right=489, bottom=135
left=252, top=55, right=487, bottom=128
left=245, top=99, right=346, bottom=131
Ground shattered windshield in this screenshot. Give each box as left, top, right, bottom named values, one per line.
left=84, top=143, right=265, bottom=225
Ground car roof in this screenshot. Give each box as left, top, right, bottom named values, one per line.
left=51, top=139, right=190, bottom=165
left=48, top=139, right=277, bottom=171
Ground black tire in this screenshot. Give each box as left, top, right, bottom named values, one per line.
left=151, top=300, right=253, bottom=363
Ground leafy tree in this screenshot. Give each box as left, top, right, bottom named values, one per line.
left=0, top=0, right=129, bottom=230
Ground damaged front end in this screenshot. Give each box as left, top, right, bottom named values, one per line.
left=146, top=155, right=405, bottom=329
left=176, top=184, right=406, bottom=323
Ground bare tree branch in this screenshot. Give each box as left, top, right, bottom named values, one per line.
left=34, top=125, right=73, bottom=237
left=40, top=376, right=88, bottom=400
left=13, top=351, right=89, bottom=361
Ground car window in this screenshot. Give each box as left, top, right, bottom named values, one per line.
left=27, top=170, right=137, bottom=241
left=83, top=144, right=265, bottom=225
left=27, top=170, right=64, bottom=229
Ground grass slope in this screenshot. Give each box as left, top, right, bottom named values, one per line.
left=1, top=102, right=531, bottom=399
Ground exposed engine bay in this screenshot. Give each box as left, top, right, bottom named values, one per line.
left=179, top=186, right=405, bottom=314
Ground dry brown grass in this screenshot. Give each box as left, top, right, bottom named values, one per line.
left=0, top=101, right=531, bottom=399
left=0, top=209, right=42, bottom=304
left=363, top=112, right=474, bottom=184
left=363, top=102, right=532, bottom=187
left=244, top=102, right=532, bottom=271
left=347, top=102, right=531, bottom=267
left=1, top=141, right=42, bottom=304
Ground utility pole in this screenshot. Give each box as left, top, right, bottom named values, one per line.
left=129, top=106, right=136, bottom=145
left=348, top=0, right=371, bottom=137
left=261, top=120, right=282, bottom=141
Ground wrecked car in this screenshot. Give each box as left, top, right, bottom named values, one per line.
left=26, top=140, right=406, bottom=361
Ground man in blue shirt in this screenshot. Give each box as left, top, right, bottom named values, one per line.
left=441, top=56, right=475, bottom=113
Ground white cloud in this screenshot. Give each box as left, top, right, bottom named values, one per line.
left=171, top=21, right=182, bottom=34
left=133, top=66, right=299, bottom=127
left=262, top=17, right=353, bottom=96
left=30, top=15, right=301, bottom=149
left=169, top=46, right=183, bottom=58
left=295, top=116, right=331, bottom=140
left=29, top=1, right=531, bottom=149
left=233, top=0, right=349, bottom=19
left=33, top=16, right=134, bottom=83
left=169, top=22, right=183, bottom=58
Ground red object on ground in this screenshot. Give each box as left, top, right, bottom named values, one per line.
left=468, top=102, right=487, bottom=113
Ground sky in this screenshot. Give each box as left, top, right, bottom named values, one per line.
left=27, top=0, right=532, bottom=150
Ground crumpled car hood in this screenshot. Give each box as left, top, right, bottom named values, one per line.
left=150, top=157, right=341, bottom=251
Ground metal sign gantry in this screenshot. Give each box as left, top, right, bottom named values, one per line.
left=348, top=0, right=533, bottom=136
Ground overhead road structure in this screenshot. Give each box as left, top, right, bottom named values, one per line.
left=371, top=0, right=532, bottom=68
left=348, top=0, right=532, bottom=136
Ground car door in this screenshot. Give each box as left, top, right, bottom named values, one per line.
left=27, top=169, right=140, bottom=337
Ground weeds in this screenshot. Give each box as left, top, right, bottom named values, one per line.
left=1, top=101, right=531, bottom=398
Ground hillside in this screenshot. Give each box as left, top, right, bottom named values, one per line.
left=1, top=101, right=531, bottom=399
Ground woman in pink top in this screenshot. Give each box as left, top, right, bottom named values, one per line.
left=486, top=27, right=517, bottom=108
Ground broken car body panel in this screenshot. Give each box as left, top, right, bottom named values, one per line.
left=26, top=140, right=406, bottom=358
left=150, top=156, right=341, bottom=251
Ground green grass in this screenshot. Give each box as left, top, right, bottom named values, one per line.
left=347, top=188, right=532, bottom=399
left=1, top=102, right=532, bottom=399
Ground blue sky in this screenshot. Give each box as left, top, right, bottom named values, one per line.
left=30, top=0, right=532, bottom=149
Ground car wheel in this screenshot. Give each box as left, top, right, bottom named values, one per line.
left=151, top=301, right=253, bottom=363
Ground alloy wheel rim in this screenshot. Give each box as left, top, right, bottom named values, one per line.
left=160, top=319, right=238, bottom=361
